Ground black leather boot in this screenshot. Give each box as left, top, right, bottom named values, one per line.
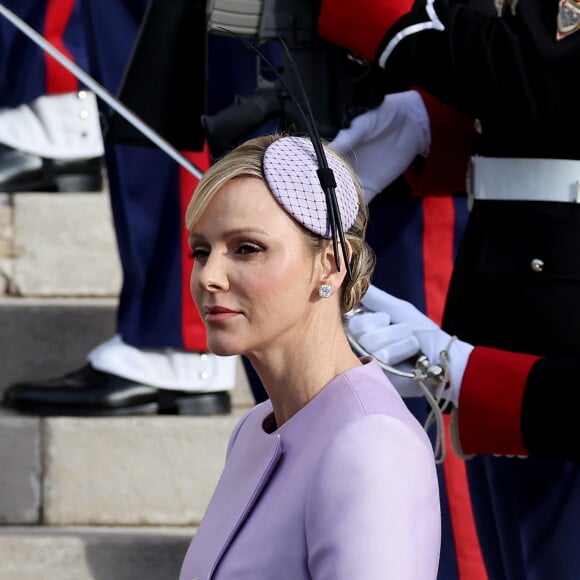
left=0, top=144, right=104, bottom=192
left=2, top=364, right=231, bottom=416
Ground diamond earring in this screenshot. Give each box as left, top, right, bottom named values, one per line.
left=318, top=284, right=333, bottom=298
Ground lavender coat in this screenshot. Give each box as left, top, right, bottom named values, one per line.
left=179, top=358, right=441, bottom=580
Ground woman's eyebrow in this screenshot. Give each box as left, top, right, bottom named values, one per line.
left=189, top=227, right=271, bottom=240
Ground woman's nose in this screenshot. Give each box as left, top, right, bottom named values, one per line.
left=194, top=252, right=229, bottom=292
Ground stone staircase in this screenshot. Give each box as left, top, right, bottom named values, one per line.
left=0, top=188, right=254, bottom=579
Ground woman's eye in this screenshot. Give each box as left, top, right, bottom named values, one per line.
left=238, top=243, right=262, bottom=255
left=188, top=248, right=209, bottom=260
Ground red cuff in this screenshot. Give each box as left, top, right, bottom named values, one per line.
left=457, top=346, right=540, bottom=456
left=404, top=90, right=476, bottom=197
left=318, top=0, right=413, bottom=62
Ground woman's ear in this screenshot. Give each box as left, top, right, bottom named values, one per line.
left=319, top=238, right=352, bottom=287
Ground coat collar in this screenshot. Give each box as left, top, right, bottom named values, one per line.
left=183, top=407, right=283, bottom=580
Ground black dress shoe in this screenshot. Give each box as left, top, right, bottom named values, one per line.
left=2, top=364, right=231, bottom=416
left=0, top=144, right=103, bottom=192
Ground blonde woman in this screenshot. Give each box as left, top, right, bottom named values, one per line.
left=179, top=134, right=440, bottom=580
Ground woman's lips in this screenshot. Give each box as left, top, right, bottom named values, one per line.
left=205, top=306, right=240, bottom=322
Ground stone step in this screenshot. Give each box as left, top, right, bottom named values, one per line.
left=0, top=405, right=251, bottom=526
left=0, top=297, right=117, bottom=397
left=0, top=526, right=195, bottom=580
left=0, top=191, right=121, bottom=297
left=0, top=188, right=258, bottom=535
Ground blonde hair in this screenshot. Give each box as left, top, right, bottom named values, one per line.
left=186, top=134, right=375, bottom=313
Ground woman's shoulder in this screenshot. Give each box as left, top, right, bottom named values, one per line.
left=339, top=358, right=427, bottom=434
left=331, top=412, right=434, bottom=463
left=306, top=414, right=439, bottom=526
left=304, top=413, right=441, bottom=579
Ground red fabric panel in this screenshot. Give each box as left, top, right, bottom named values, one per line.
left=422, top=196, right=455, bottom=325
left=405, top=90, right=476, bottom=198
left=442, top=416, right=489, bottom=580
left=422, top=197, right=487, bottom=580
left=43, top=0, right=77, bottom=93
left=318, top=0, right=413, bottom=61
left=458, top=347, right=540, bottom=456
left=180, top=148, right=211, bottom=351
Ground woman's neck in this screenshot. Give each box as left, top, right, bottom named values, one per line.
left=248, top=323, right=361, bottom=427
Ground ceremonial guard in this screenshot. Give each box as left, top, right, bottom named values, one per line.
left=319, top=1, right=580, bottom=578
left=1, top=0, right=238, bottom=415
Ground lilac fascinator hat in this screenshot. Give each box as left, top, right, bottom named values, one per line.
left=262, top=136, right=359, bottom=239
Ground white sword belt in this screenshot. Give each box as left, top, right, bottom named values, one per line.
left=470, top=156, right=580, bottom=203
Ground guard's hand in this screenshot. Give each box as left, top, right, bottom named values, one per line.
left=330, top=90, right=430, bottom=203
left=347, top=311, right=420, bottom=365
left=347, top=303, right=428, bottom=397
left=347, top=309, right=423, bottom=397
left=356, top=285, right=475, bottom=404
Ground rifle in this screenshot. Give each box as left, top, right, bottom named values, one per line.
left=204, top=0, right=388, bottom=159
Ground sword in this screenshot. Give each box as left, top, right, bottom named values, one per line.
left=0, top=3, right=204, bottom=179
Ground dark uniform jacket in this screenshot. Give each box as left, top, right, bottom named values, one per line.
left=320, top=0, right=580, bottom=461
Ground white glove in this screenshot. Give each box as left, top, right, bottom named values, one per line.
left=330, top=90, right=430, bottom=204
left=352, top=284, right=475, bottom=405
left=346, top=310, right=420, bottom=365
left=347, top=310, right=422, bottom=397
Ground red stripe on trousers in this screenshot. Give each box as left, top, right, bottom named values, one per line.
left=180, top=149, right=211, bottom=351
left=43, top=0, right=77, bottom=93
left=422, top=196, right=488, bottom=579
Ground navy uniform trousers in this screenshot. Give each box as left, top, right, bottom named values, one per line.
left=0, top=0, right=204, bottom=349
left=0, top=0, right=265, bottom=353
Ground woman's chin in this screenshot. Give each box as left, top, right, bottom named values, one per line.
left=207, top=341, right=244, bottom=357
